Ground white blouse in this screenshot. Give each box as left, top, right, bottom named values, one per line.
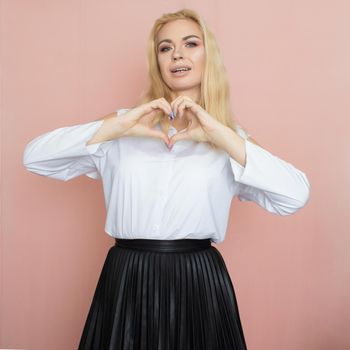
left=23, top=108, right=311, bottom=243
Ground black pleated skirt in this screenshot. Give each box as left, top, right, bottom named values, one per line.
left=78, top=238, right=248, bottom=350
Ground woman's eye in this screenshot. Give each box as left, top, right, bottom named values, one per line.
left=160, top=46, right=170, bottom=52
left=159, top=42, right=198, bottom=53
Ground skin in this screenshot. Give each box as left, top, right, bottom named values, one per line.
left=155, top=19, right=259, bottom=146
left=87, top=18, right=259, bottom=152
left=156, top=19, right=205, bottom=132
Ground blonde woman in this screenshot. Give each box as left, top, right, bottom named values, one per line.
left=23, top=8, right=310, bottom=350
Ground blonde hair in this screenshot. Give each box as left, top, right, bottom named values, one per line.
left=137, top=8, right=245, bottom=149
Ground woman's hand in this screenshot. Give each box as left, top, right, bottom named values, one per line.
left=167, top=95, right=228, bottom=149
left=120, top=98, right=173, bottom=146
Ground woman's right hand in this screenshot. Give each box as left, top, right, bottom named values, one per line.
left=119, top=98, right=173, bottom=147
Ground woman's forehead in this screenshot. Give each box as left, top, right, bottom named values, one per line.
left=157, top=19, right=202, bottom=40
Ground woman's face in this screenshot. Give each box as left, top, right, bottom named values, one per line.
left=156, top=19, right=205, bottom=101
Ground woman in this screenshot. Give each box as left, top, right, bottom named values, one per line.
left=23, top=8, right=311, bottom=350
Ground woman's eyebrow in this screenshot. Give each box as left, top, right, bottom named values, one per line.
left=157, top=35, right=201, bottom=48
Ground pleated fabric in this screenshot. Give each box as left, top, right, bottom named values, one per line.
left=78, top=238, right=248, bottom=350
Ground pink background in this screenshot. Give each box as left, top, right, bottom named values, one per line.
left=1, top=1, right=349, bottom=349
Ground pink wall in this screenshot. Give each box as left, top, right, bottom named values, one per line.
left=1, top=1, right=349, bottom=349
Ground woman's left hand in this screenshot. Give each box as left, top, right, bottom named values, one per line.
left=168, top=95, right=228, bottom=149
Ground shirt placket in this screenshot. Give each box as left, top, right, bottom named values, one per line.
left=152, top=155, right=174, bottom=234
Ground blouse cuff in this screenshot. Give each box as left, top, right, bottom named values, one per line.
left=229, top=139, right=310, bottom=205
left=85, top=108, right=127, bottom=155
left=86, top=139, right=105, bottom=155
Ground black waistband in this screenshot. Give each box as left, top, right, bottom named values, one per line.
left=115, top=238, right=212, bottom=252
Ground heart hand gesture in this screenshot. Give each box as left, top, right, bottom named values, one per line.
left=167, top=95, right=226, bottom=149
left=120, top=98, right=172, bottom=146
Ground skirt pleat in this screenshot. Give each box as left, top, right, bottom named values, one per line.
left=78, top=239, right=248, bottom=350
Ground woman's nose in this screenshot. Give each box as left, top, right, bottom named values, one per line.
left=172, top=49, right=183, bottom=60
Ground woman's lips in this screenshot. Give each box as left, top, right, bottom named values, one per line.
left=171, top=69, right=191, bottom=76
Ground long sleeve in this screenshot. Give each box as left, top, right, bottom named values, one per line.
left=23, top=119, right=111, bottom=181
left=230, top=127, right=311, bottom=215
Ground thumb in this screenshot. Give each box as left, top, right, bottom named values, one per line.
left=168, top=130, right=189, bottom=147
left=147, top=129, right=170, bottom=145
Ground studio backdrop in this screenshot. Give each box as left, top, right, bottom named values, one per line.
left=1, top=0, right=349, bottom=349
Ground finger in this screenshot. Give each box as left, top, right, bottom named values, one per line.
left=142, top=99, right=171, bottom=120
left=177, top=99, right=187, bottom=121
left=184, top=100, right=203, bottom=125
left=168, top=130, right=190, bottom=147
left=151, top=99, right=171, bottom=118
left=170, top=95, right=184, bottom=119
left=180, top=96, right=197, bottom=120
left=159, top=97, right=172, bottom=115
left=178, top=99, right=194, bottom=122
left=153, top=98, right=172, bottom=123
left=170, top=95, right=182, bottom=110
left=146, top=129, right=170, bottom=144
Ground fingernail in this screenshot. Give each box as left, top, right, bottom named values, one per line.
left=168, top=111, right=175, bottom=120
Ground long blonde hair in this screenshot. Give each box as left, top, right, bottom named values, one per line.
left=137, top=8, right=244, bottom=149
